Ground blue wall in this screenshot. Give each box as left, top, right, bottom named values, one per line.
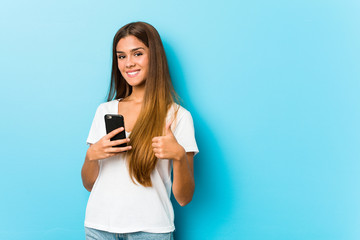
left=1, top=0, right=359, bottom=239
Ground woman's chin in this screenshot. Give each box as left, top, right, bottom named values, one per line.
left=126, top=79, right=146, bottom=88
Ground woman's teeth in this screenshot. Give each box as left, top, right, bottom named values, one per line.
left=128, top=71, right=139, bottom=76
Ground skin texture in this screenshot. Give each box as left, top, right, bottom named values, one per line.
left=81, top=35, right=195, bottom=206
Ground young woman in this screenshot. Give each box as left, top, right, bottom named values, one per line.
left=81, top=22, right=199, bottom=239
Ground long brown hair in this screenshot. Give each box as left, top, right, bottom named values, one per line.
left=107, top=22, right=178, bottom=187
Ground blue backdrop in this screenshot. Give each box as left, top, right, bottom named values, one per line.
left=1, top=0, right=359, bottom=239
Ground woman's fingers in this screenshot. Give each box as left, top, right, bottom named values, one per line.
left=106, top=127, right=125, bottom=139
left=108, top=138, right=130, bottom=147
left=152, top=136, right=160, bottom=142
left=152, top=142, right=160, bottom=148
left=106, top=145, right=132, bottom=153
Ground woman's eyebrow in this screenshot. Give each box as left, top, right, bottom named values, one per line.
left=116, top=47, right=145, bottom=53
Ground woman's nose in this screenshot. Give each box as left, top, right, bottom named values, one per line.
left=126, top=56, right=135, bottom=68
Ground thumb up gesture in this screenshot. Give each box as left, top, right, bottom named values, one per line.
left=152, top=121, right=185, bottom=161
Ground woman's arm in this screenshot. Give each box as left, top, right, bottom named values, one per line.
left=81, top=127, right=131, bottom=192
left=81, top=146, right=100, bottom=192
left=152, top=123, right=195, bottom=206
left=172, top=151, right=195, bottom=206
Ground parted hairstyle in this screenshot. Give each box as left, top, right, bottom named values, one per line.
left=107, top=21, right=178, bottom=187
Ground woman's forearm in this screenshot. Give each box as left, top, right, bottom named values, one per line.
left=81, top=148, right=100, bottom=192
left=172, top=152, right=195, bottom=206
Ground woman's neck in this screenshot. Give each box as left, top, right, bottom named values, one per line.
left=128, top=84, right=145, bottom=103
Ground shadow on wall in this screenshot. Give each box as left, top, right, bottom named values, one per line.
left=164, top=41, right=235, bottom=239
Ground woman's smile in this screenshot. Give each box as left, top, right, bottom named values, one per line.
left=126, top=69, right=141, bottom=78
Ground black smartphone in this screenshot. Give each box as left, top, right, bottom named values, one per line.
left=104, top=114, right=127, bottom=147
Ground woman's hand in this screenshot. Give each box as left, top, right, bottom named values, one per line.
left=87, top=127, right=132, bottom=161
left=152, top=122, right=185, bottom=161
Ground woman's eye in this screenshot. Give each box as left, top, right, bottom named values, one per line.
left=118, top=55, right=125, bottom=59
left=134, top=52, right=143, bottom=57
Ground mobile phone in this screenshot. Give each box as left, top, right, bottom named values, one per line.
left=104, top=114, right=127, bottom=148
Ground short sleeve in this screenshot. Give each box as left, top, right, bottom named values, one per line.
left=86, top=105, right=105, bottom=145
left=173, top=109, right=199, bottom=156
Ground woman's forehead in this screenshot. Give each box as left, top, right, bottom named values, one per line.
left=116, top=35, right=147, bottom=52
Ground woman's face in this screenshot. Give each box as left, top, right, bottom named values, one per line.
left=116, top=35, right=149, bottom=87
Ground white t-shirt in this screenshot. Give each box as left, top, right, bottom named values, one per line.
left=84, top=99, right=199, bottom=233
